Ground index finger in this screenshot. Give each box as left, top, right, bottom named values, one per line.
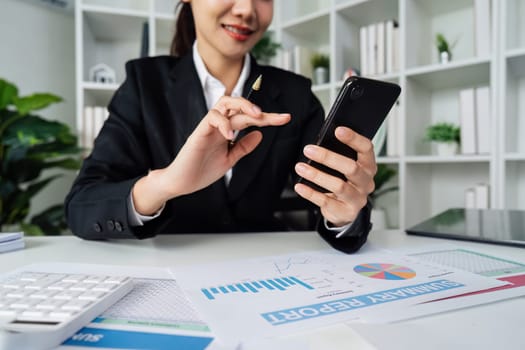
left=335, top=126, right=376, bottom=168
left=213, top=96, right=261, bottom=118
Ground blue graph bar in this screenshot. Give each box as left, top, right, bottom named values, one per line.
left=282, top=277, right=296, bottom=285
left=259, top=280, right=275, bottom=290
left=235, top=283, right=248, bottom=292
left=274, top=278, right=289, bottom=287
left=202, top=276, right=314, bottom=300
left=243, top=283, right=258, bottom=293
left=202, top=288, right=214, bottom=300
left=289, top=276, right=314, bottom=290
left=267, top=279, right=285, bottom=291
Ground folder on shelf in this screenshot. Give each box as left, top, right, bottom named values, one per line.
left=459, top=88, right=477, bottom=154
left=475, top=86, right=491, bottom=154
left=360, top=26, right=368, bottom=76
left=376, top=21, right=385, bottom=75
left=474, top=0, right=491, bottom=57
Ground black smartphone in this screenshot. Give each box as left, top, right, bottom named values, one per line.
left=298, top=76, right=401, bottom=192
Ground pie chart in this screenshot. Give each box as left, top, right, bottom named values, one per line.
left=353, top=263, right=416, bottom=280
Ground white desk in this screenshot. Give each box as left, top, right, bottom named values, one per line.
left=1, top=230, right=524, bottom=350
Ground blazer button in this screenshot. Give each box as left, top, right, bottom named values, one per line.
left=106, top=220, right=115, bottom=231
left=115, top=221, right=124, bottom=232
left=93, top=223, right=102, bottom=233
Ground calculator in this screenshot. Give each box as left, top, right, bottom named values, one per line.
left=0, top=269, right=133, bottom=350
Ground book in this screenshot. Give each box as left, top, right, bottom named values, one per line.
left=474, top=0, right=491, bottom=57
left=459, top=88, right=477, bottom=154
left=360, top=26, right=368, bottom=76
left=93, top=106, right=106, bottom=141
left=0, top=232, right=25, bottom=253
left=386, top=101, right=400, bottom=156
left=385, top=20, right=395, bottom=73
left=83, top=106, right=94, bottom=150
left=367, top=23, right=377, bottom=76
left=293, top=45, right=314, bottom=79
left=475, top=183, right=490, bottom=209
left=140, top=21, right=149, bottom=58
left=465, top=188, right=476, bottom=209
left=475, top=86, right=491, bottom=154
left=376, top=21, right=385, bottom=75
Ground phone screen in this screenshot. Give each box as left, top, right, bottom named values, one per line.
left=298, top=76, right=401, bottom=192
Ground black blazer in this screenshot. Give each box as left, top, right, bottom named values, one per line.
left=65, top=53, right=371, bottom=253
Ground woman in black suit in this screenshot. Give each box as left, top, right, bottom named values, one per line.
left=65, top=0, right=377, bottom=253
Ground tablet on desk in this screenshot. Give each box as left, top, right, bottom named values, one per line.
left=406, top=208, right=525, bottom=248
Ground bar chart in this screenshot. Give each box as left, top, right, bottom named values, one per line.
left=201, top=276, right=314, bottom=300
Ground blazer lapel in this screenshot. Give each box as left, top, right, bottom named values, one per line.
left=228, top=60, right=282, bottom=201
left=165, top=52, right=208, bottom=149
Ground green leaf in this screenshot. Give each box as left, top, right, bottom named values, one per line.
left=0, top=79, right=18, bottom=110
left=13, top=93, right=62, bottom=116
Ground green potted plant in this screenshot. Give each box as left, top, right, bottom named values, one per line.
left=251, top=32, right=281, bottom=64
left=435, top=33, right=455, bottom=63
left=425, top=122, right=460, bottom=156
left=310, top=53, right=330, bottom=85
left=0, top=78, right=82, bottom=235
left=369, top=164, right=399, bottom=229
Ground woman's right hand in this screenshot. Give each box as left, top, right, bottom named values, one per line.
left=132, top=96, right=290, bottom=215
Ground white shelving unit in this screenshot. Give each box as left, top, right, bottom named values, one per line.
left=75, top=0, right=177, bottom=148
left=76, top=0, right=524, bottom=230
left=273, top=0, right=524, bottom=229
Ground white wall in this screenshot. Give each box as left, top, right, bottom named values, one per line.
left=0, top=0, right=76, bottom=222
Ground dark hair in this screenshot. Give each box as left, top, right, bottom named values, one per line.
left=170, top=2, right=195, bottom=57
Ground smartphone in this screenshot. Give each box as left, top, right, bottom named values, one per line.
left=298, top=76, right=401, bottom=192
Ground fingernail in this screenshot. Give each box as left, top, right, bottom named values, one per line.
left=304, top=145, right=318, bottom=157
left=295, top=163, right=307, bottom=174
left=336, top=127, right=351, bottom=138
left=279, top=113, right=291, bottom=118
left=252, top=105, right=261, bottom=114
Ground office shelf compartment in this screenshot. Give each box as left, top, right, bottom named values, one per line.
left=404, top=162, right=490, bottom=227
left=373, top=162, right=400, bottom=229
left=505, top=0, right=525, bottom=51
left=504, top=54, right=525, bottom=155
left=279, top=0, right=330, bottom=21
left=404, top=60, right=490, bottom=156
left=82, top=10, right=146, bottom=84
left=505, top=161, right=525, bottom=209
left=334, top=0, right=399, bottom=82
left=405, top=0, right=476, bottom=69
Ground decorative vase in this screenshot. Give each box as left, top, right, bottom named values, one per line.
left=371, top=208, right=387, bottom=230
left=314, top=67, right=329, bottom=85
left=436, top=142, right=458, bottom=156
left=439, top=51, right=451, bottom=64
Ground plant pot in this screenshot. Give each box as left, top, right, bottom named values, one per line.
left=435, top=142, right=458, bottom=156
left=439, top=51, right=451, bottom=64
left=314, top=67, right=329, bottom=85
left=371, top=208, right=388, bottom=230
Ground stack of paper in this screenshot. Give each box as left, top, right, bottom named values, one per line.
left=0, top=231, right=25, bottom=253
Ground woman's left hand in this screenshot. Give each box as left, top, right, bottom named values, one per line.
left=294, top=126, right=377, bottom=227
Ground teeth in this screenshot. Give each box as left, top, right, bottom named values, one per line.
left=225, top=25, right=251, bottom=35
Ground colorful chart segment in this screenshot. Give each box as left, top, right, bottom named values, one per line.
left=354, top=263, right=416, bottom=280
left=201, top=276, right=314, bottom=300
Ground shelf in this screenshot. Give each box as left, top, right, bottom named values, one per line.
left=505, top=0, right=525, bottom=51
left=281, top=13, right=330, bottom=47
left=336, top=0, right=398, bottom=28
left=82, top=0, right=149, bottom=12
left=405, top=58, right=490, bottom=90
left=505, top=47, right=525, bottom=60
left=505, top=161, right=525, bottom=209
left=279, top=0, right=330, bottom=20
left=405, top=155, right=491, bottom=164
left=504, top=154, right=525, bottom=161
left=82, top=82, right=118, bottom=106
left=83, top=7, right=147, bottom=42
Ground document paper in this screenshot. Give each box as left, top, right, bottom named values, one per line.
left=172, top=248, right=506, bottom=342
